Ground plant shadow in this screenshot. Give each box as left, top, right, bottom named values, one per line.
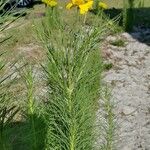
left=103, top=7, right=150, bottom=46
left=4, top=114, right=47, bottom=150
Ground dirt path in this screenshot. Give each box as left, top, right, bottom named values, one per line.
left=102, top=28, right=150, bottom=150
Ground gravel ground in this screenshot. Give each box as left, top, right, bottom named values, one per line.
left=101, top=28, right=150, bottom=150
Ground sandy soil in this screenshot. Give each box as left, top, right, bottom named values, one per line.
left=102, top=28, right=150, bottom=150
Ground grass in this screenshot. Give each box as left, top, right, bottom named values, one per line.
left=110, top=39, right=125, bottom=47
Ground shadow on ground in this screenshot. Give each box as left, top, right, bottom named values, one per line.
left=4, top=114, right=47, bottom=150
left=103, top=7, right=150, bottom=46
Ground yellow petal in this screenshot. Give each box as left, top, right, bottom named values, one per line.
left=79, top=9, right=86, bottom=14
left=99, top=2, right=108, bottom=9
left=49, top=1, right=57, bottom=7
left=86, top=1, right=93, bottom=10
left=42, top=0, right=57, bottom=7
left=66, top=3, right=73, bottom=9
left=79, top=4, right=89, bottom=14
left=72, top=0, right=84, bottom=5
left=79, top=0, right=93, bottom=14
left=85, top=0, right=93, bottom=2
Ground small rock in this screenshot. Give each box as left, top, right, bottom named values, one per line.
left=120, top=106, right=136, bottom=116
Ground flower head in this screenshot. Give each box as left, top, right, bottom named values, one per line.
left=66, top=0, right=94, bottom=14
left=79, top=1, right=93, bottom=14
left=99, top=2, right=108, bottom=9
left=72, top=0, right=85, bottom=5
left=42, top=0, right=57, bottom=7
left=66, top=2, right=74, bottom=9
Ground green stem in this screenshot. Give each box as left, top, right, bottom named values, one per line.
left=28, top=89, right=37, bottom=150
left=67, top=71, right=75, bottom=150
left=26, top=68, right=37, bottom=150
left=83, top=13, right=87, bottom=24
left=30, top=114, right=37, bottom=150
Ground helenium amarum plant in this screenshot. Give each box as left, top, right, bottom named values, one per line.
left=23, top=66, right=37, bottom=149
left=18, top=65, right=46, bottom=150
left=37, top=5, right=111, bottom=149
left=98, top=86, right=116, bottom=150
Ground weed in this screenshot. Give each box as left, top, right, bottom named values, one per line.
left=37, top=5, right=114, bottom=149
left=97, top=86, right=116, bottom=150
left=110, top=39, right=125, bottom=47
left=103, top=63, right=113, bottom=71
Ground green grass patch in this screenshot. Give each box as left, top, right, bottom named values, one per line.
left=110, top=39, right=125, bottom=47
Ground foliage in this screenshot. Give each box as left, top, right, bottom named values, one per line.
left=0, top=0, right=117, bottom=149
left=98, top=86, right=116, bottom=150
left=36, top=5, right=115, bottom=149
left=0, top=2, right=19, bottom=149
left=110, top=39, right=125, bottom=47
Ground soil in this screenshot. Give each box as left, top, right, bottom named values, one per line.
left=101, top=27, right=150, bottom=150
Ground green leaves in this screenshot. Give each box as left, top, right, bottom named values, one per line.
left=38, top=8, right=105, bottom=150
left=0, top=54, right=20, bottom=150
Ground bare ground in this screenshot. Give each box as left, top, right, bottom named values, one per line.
left=101, top=28, right=150, bottom=150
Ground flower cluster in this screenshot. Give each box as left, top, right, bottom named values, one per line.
left=66, top=0, right=108, bottom=14
left=42, top=0, right=57, bottom=7
left=66, top=0, right=93, bottom=14
left=41, top=0, right=108, bottom=14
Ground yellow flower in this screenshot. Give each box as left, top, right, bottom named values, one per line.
left=79, top=1, right=93, bottom=14
left=66, top=2, right=73, bottom=9
left=85, top=0, right=93, bottom=2
left=66, top=0, right=94, bottom=14
left=66, top=0, right=84, bottom=10
left=85, top=0, right=93, bottom=10
left=99, top=2, right=108, bottom=9
left=79, top=4, right=88, bottom=14
left=42, top=0, right=57, bottom=7
left=72, top=0, right=85, bottom=5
